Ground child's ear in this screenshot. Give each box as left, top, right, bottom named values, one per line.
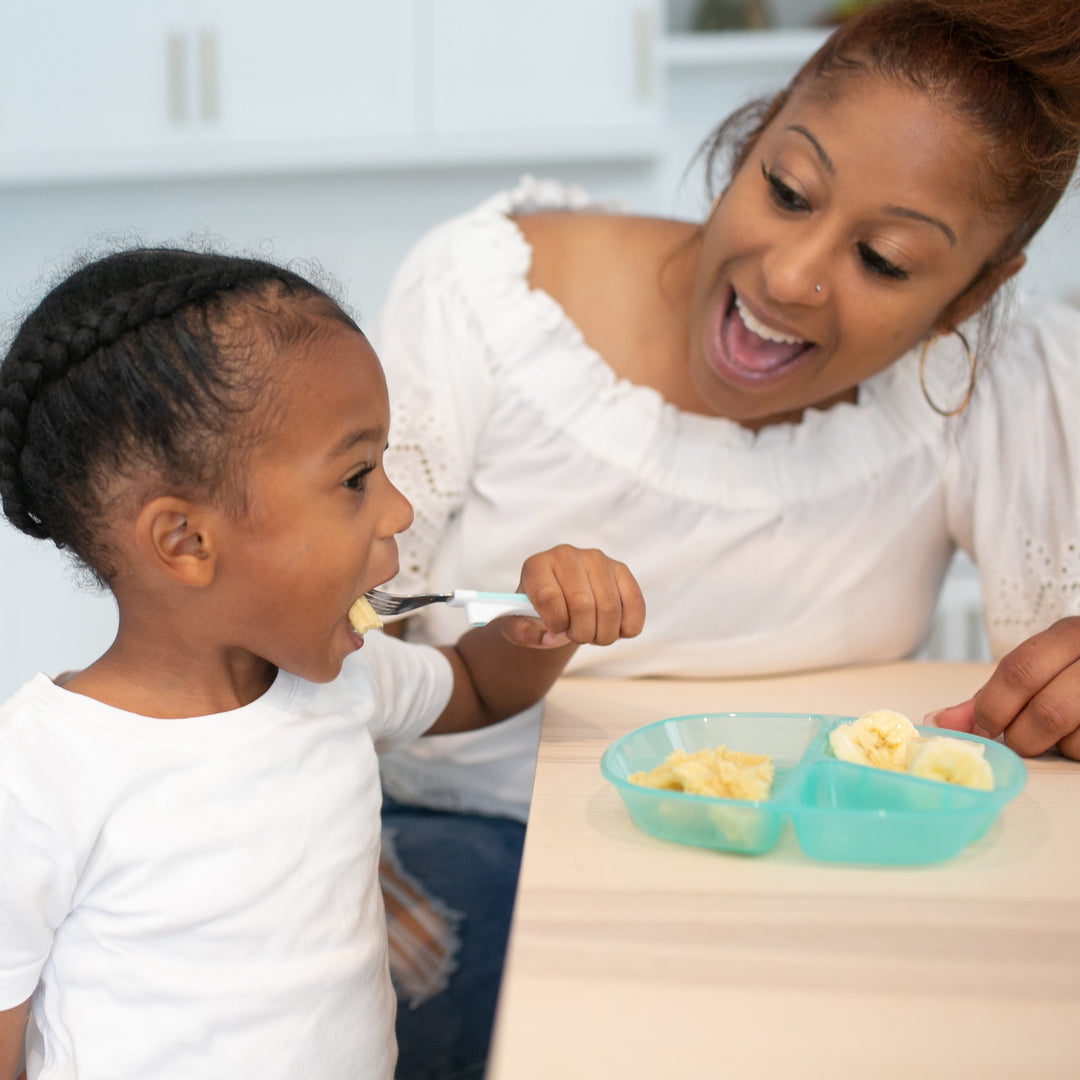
left=135, top=496, right=218, bottom=587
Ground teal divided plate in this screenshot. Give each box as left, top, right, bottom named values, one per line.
left=600, top=712, right=1027, bottom=865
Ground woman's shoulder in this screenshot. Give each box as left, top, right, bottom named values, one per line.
left=998, top=292, right=1080, bottom=362
left=380, top=178, right=693, bottom=377
left=946, top=290, right=1080, bottom=501
left=390, top=176, right=598, bottom=285
left=388, top=175, right=690, bottom=306
left=515, top=210, right=695, bottom=309
left=974, top=292, right=1080, bottom=405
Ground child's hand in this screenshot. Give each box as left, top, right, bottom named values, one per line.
left=928, top=616, right=1080, bottom=759
left=431, top=546, right=644, bottom=736
left=499, top=544, right=645, bottom=650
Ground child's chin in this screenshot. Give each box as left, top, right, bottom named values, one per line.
left=292, top=654, right=348, bottom=685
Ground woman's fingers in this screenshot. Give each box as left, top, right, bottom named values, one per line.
left=1056, top=723, right=1080, bottom=762
left=971, top=618, right=1080, bottom=756
left=926, top=699, right=976, bottom=733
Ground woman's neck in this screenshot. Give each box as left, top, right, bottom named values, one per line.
left=518, top=211, right=862, bottom=430
left=520, top=212, right=858, bottom=428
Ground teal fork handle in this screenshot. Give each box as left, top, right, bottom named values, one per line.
left=449, top=590, right=539, bottom=626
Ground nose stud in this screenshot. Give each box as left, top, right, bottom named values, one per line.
left=814, top=284, right=821, bottom=292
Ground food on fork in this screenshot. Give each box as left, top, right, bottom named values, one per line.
left=629, top=746, right=774, bottom=801
left=906, top=736, right=994, bottom=790
left=828, top=709, right=918, bottom=770
left=348, top=596, right=383, bottom=635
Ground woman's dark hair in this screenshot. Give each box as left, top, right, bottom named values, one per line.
left=0, top=247, right=359, bottom=581
left=699, top=0, right=1080, bottom=274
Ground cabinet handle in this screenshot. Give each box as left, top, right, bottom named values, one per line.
left=165, top=32, right=188, bottom=125
left=633, top=5, right=655, bottom=104
left=198, top=29, right=220, bottom=122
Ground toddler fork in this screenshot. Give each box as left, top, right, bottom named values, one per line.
left=365, top=588, right=539, bottom=627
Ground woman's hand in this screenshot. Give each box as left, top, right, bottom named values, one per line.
left=499, top=544, right=646, bottom=649
left=930, top=616, right=1080, bottom=759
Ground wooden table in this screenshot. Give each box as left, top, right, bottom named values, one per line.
left=487, top=663, right=1080, bottom=1080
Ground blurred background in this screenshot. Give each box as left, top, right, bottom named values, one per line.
left=2, top=0, right=1077, bottom=697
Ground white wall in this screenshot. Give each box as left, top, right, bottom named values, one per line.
left=1, top=20, right=1077, bottom=699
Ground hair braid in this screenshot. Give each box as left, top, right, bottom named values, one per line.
left=0, top=248, right=356, bottom=576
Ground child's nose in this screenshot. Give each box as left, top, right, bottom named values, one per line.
left=385, top=479, right=414, bottom=536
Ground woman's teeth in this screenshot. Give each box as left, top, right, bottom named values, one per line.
left=734, top=296, right=802, bottom=344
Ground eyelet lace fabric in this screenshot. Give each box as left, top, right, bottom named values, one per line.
left=373, top=177, right=1080, bottom=817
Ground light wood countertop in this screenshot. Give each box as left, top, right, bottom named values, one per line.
left=487, top=663, right=1080, bottom=1080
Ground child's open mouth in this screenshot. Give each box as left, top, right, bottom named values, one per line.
left=707, top=289, right=817, bottom=386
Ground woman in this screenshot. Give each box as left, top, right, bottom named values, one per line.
left=374, top=2, right=1080, bottom=1076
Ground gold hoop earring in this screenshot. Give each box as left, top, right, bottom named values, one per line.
left=919, top=328, right=976, bottom=417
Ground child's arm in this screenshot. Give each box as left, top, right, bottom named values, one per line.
left=0, top=1000, right=28, bottom=1080
left=427, top=545, right=644, bottom=736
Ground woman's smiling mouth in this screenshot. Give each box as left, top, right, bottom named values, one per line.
left=705, top=288, right=818, bottom=387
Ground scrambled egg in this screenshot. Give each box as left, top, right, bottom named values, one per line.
left=629, top=746, right=774, bottom=801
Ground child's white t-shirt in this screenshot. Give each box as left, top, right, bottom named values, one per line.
left=0, top=630, right=452, bottom=1080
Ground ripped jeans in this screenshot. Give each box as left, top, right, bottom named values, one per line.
left=381, top=797, right=525, bottom=1080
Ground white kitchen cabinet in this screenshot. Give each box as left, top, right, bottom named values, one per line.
left=0, top=0, right=416, bottom=182
left=0, top=2, right=173, bottom=158
left=184, top=0, right=416, bottom=145
left=424, top=0, right=661, bottom=139
left=0, top=0, right=663, bottom=183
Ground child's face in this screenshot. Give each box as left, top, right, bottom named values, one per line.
left=215, top=319, right=412, bottom=683
left=687, top=72, right=1012, bottom=426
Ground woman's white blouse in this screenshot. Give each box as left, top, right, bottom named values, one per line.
left=373, top=176, right=1080, bottom=821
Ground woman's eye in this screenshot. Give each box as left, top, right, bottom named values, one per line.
left=344, top=465, right=375, bottom=492
left=761, top=162, right=809, bottom=212
left=857, top=242, right=908, bottom=280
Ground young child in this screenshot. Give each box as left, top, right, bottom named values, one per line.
left=0, top=247, right=645, bottom=1080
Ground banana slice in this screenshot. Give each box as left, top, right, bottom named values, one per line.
left=828, top=709, right=918, bottom=771
left=906, top=736, right=994, bottom=790
left=348, top=596, right=383, bottom=635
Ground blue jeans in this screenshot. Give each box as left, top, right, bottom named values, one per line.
left=381, top=797, right=525, bottom=1080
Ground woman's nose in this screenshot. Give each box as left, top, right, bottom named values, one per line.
left=762, top=227, right=830, bottom=305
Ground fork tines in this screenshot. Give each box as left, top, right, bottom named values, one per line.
left=364, top=589, right=453, bottom=616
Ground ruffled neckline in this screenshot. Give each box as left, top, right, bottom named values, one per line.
left=445, top=176, right=947, bottom=504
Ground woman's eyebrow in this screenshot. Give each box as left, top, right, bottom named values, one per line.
left=882, top=204, right=957, bottom=245
left=788, top=124, right=834, bottom=174
left=788, top=123, right=956, bottom=245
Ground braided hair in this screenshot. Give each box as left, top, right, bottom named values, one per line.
left=0, top=247, right=358, bottom=581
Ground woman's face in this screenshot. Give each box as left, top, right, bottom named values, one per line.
left=687, top=73, right=1014, bottom=427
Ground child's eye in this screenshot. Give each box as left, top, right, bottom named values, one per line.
left=857, top=242, right=908, bottom=280
left=761, top=162, right=809, bottom=212
left=344, top=464, right=376, bottom=492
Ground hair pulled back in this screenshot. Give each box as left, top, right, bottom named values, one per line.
left=0, top=248, right=358, bottom=580
left=702, top=0, right=1080, bottom=268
